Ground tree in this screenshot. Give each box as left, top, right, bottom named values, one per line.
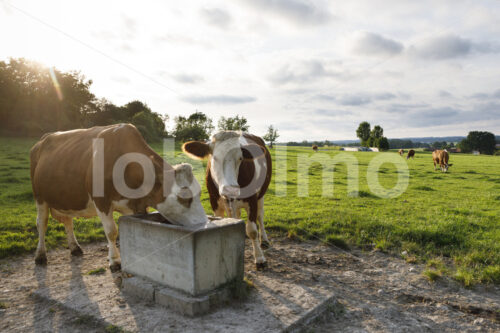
left=174, top=111, right=214, bottom=142
left=356, top=122, right=371, bottom=147
left=377, top=137, right=389, bottom=151
left=367, top=136, right=376, bottom=148
left=466, top=131, right=496, bottom=155
left=263, top=125, right=279, bottom=148
left=218, top=115, right=249, bottom=131
left=458, top=138, right=472, bottom=153
left=370, top=125, right=383, bottom=139
left=0, top=58, right=95, bottom=135
left=131, top=110, right=167, bottom=142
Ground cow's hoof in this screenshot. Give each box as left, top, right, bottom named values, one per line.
left=35, top=255, right=47, bottom=265
left=71, top=247, right=83, bottom=256
left=109, top=262, right=121, bottom=272
left=255, top=261, right=267, bottom=270
left=260, top=240, right=271, bottom=249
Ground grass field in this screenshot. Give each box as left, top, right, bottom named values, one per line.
left=0, top=137, right=499, bottom=286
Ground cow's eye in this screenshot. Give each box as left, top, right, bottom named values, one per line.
left=239, top=157, right=243, bottom=161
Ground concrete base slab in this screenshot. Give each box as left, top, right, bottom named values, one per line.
left=122, top=276, right=233, bottom=316
left=28, top=241, right=337, bottom=332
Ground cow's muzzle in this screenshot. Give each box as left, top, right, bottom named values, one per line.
left=220, top=185, right=240, bottom=199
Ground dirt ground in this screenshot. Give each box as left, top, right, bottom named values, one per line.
left=0, top=237, right=499, bottom=332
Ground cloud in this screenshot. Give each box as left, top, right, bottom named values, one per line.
left=314, top=109, right=352, bottom=117
left=386, top=103, right=430, bottom=113
left=470, top=89, right=500, bottom=99
left=269, top=60, right=339, bottom=85
left=373, top=92, right=397, bottom=100
left=326, top=92, right=396, bottom=106
left=111, top=76, right=130, bottom=84
left=240, top=0, right=333, bottom=26
left=398, top=103, right=500, bottom=128
left=119, top=43, right=134, bottom=52
left=181, top=94, right=257, bottom=105
left=351, top=32, right=404, bottom=56
left=122, top=16, right=137, bottom=39
left=200, top=8, right=232, bottom=29
left=172, top=73, right=204, bottom=84
left=439, top=90, right=452, bottom=98
left=154, top=34, right=213, bottom=48
left=338, top=94, right=371, bottom=106
left=313, top=94, right=336, bottom=101
left=409, top=34, right=500, bottom=60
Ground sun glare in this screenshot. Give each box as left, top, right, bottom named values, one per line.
left=49, top=66, right=63, bottom=101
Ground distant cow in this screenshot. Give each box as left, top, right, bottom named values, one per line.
left=406, top=149, right=415, bottom=160
left=398, top=149, right=405, bottom=156
left=312, top=145, right=318, bottom=152
left=183, top=131, right=271, bottom=269
left=432, top=149, right=452, bottom=172
left=30, top=124, right=207, bottom=271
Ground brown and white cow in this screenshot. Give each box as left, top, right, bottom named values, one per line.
left=432, top=149, right=452, bottom=172
left=398, top=149, right=405, bottom=156
left=406, top=149, right=415, bottom=160
left=30, top=124, right=207, bottom=271
left=182, top=131, right=271, bottom=269
left=312, top=145, right=318, bottom=152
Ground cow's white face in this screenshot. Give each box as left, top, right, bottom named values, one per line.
left=182, top=132, right=265, bottom=200
left=442, top=163, right=452, bottom=172
left=210, top=136, right=244, bottom=198
left=156, top=163, right=207, bottom=226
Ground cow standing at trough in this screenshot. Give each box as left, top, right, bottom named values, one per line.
left=30, top=124, right=207, bottom=271
left=182, top=131, right=271, bottom=269
left=407, top=149, right=415, bottom=160
left=432, top=149, right=452, bottom=172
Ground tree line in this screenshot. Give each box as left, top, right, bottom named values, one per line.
left=0, top=58, right=280, bottom=145
left=356, top=122, right=389, bottom=150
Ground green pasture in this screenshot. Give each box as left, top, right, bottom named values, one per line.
left=0, top=137, right=499, bottom=286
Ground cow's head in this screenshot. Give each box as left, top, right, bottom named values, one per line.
left=156, top=163, right=207, bottom=226
left=182, top=131, right=265, bottom=200
left=443, top=163, right=453, bottom=172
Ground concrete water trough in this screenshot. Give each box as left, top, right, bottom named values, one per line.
left=118, top=212, right=246, bottom=316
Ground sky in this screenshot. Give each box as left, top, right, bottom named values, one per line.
left=1, top=0, right=500, bottom=141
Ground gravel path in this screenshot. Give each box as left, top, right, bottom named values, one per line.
left=0, top=238, right=498, bottom=332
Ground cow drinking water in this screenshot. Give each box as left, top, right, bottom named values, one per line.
left=30, top=124, right=207, bottom=271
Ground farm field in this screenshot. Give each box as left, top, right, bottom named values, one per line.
left=0, top=137, right=499, bottom=286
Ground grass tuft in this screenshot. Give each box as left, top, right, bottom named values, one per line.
left=323, top=235, right=350, bottom=250
left=414, top=186, right=435, bottom=191
left=423, top=269, right=442, bottom=282
left=87, top=267, right=106, bottom=275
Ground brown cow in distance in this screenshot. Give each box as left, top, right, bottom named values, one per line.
left=433, top=149, right=453, bottom=172
left=30, top=124, right=207, bottom=271
left=182, top=131, right=271, bottom=269
left=398, top=149, right=405, bottom=156
left=406, top=149, right=415, bottom=160
left=312, top=145, right=318, bottom=152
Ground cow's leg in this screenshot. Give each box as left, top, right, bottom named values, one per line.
left=61, top=217, right=83, bottom=256
left=214, top=197, right=226, bottom=217
left=247, top=221, right=266, bottom=269
left=248, top=199, right=266, bottom=269
left=97, top=209, right=121, bottom=272
left=257, top=198, right=270, bottom=249
left=35, top=202, right=49, bottom=265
